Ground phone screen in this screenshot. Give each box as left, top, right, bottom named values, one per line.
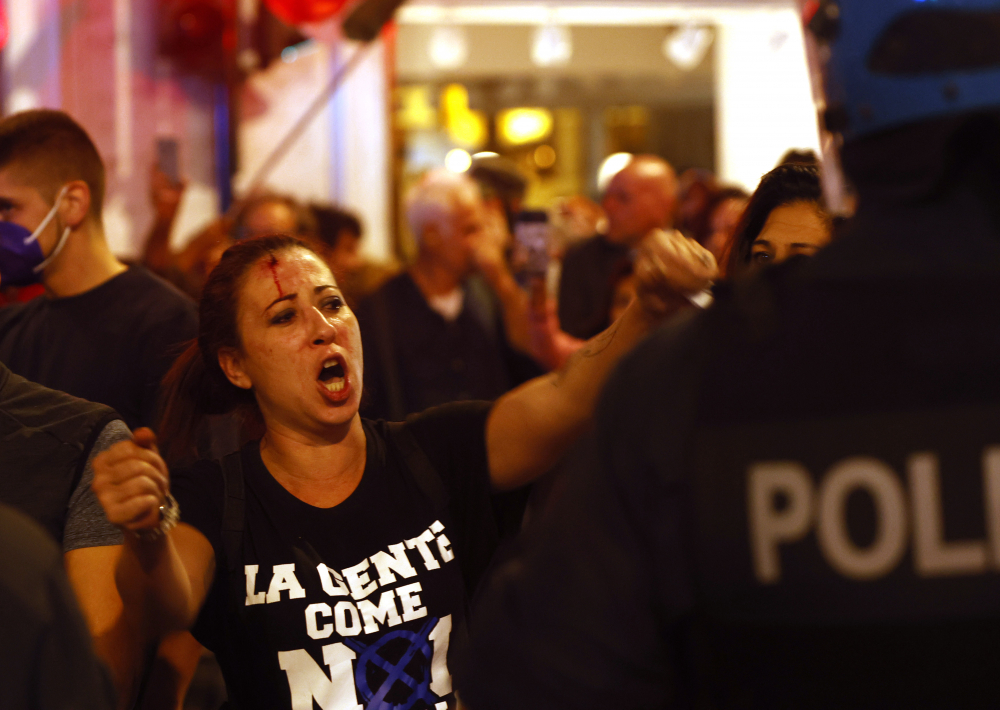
left=513, top=210, right=550, bottom=281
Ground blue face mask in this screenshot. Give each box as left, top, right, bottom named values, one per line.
left=0, top=186, right=70, bottom=287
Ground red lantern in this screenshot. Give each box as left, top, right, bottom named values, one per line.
left=263, top=0, right=349, bottom=26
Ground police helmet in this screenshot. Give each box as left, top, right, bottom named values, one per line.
left=808, top=0, right=1000, bottom=144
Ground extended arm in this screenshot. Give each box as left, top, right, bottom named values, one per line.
left=486, top=229, right=716, bottom=490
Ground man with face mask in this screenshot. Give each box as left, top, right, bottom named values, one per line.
left=457, top=2, right=1000, bottom=708
left=0, top=110, right=197, bottom=429
left=0, top=110, right=197, bottom=708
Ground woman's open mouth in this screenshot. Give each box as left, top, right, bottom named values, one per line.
left=318, top=358, right=346, bottom=393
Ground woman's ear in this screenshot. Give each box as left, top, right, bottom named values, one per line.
left=218, top=347, right=253, bottom=390
left=60, top=180, right=91, bottom=229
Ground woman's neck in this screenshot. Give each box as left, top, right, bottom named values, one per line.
left=259, top=415, right=368, bottom=508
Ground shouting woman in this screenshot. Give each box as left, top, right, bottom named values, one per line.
left=93, top=231, right=714, bottom=710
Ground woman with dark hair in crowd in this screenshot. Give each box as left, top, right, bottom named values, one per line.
left=92, top=231, right=714, bottom=710
left=724, top=163, right=833, bottom=279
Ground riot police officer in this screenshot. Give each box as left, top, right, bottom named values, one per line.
left=457, top=2, right=1000, bottom=707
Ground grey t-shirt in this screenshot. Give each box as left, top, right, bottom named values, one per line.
left=63, top=420, right=128, bottom=552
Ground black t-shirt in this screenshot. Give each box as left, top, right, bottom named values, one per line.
left=0, top=266, right=197, bottom=430
left=458, top=191, right=1000, bottom=709
left=172, top=402, right=494, bottom=710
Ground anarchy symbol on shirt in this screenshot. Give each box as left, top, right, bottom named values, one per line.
left=345, top=617, right=443, bottom=710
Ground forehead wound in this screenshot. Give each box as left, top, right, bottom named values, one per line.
left=263, top=253, right=284, bottom=298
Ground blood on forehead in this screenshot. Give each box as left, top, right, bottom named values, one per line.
left=264, top=254, right=283, bottom=298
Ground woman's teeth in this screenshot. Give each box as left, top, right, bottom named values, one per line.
left=324, top=378, right=345, bottom=393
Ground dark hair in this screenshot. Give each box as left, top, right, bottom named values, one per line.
left=310, top=204, right=363, bottom=250
left=724, top=164, right=825, bottom=278
left=0, top=110, right=106, bottom=219
left=707, top=186, right=750, bottom=218
left=159, top=235, right=313, bottom=463
left=777, top=149, right=820, bottom=168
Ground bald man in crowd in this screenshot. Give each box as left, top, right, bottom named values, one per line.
left=355, top=170, right=539, bottom=422
left=559, top=154, right=679, bottom=339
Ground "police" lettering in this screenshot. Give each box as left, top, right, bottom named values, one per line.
left=748, top=448, right=1000, bottom=583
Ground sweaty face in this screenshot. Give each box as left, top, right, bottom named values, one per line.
left=227, top=248, right=363, bottom=437
left=750, top=201, right=831, bottom=267
left=0, top=168, right=63, bottom=256
left=602, top=170, right=671, bottom=246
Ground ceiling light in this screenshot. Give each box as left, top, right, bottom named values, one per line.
left=445, top=148, right=473, bottom=173
left=429, top=25, right=468, bottom=70
left=498, top=108, right=554, bottom=146
left=664, top=23, right=713, bottom=71
left=532, top=23, right=572, bottom=67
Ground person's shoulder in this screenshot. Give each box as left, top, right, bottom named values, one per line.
left=403, top=400, right=493, bottom=431
left=563, top=234, right=605, bottom=262
left=0, top=503, right=60, bottom=570
left=354, top=272, right=421, bottom=329
left=0, top=365, right=118, bottom=442
left=119, top=265, right=197, bottom=314
left=0, top=297, right=40, bottom=331
left=397, top=401, right=492, bottom=464
left=598, top=305, right=720, bottom=443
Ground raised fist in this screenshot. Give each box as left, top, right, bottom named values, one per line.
left=92, top=428, right=171, bottom=533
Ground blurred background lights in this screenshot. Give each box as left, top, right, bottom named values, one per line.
left=472, top=151, right=500, bottom=159
left=663, top=23, right=714, bottom=71
left=429, top=25, right=469, bottom=70
left=445, top=148, right=473, bottom=173
left=498, top=108, right=554, bottom=146
left=441, top=84, right=488, bottom=148
left=597, top=152, right=633, bottom=192
left=531, top=23, right=573, bottom=67
left=534, top=144, right=557, bottom=169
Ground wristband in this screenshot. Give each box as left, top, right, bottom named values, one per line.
left=133, top=493, right=180, bottom=542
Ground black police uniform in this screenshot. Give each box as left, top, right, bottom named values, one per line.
left=456, top=121, right=1000, bottom=709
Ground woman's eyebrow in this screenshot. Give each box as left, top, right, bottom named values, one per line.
left=266, top=293, right=296, bottom=310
